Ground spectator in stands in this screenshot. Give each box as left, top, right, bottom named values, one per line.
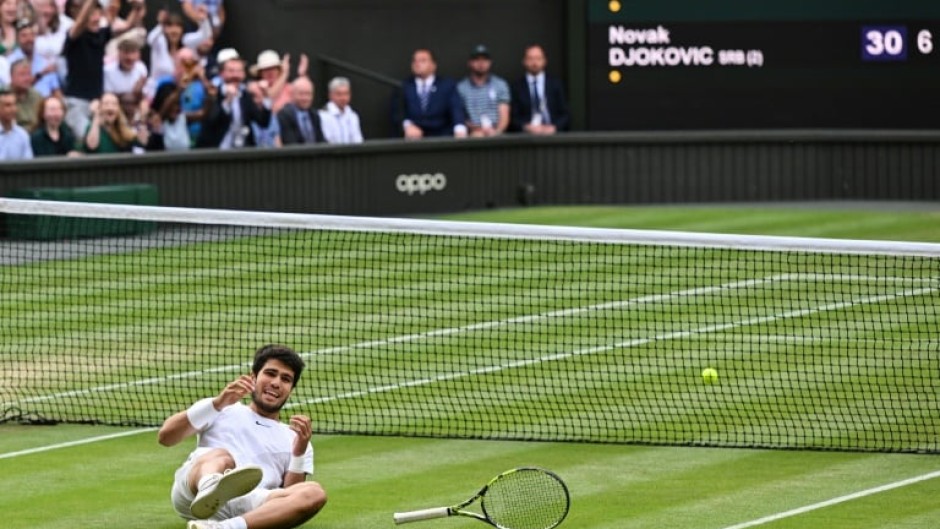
left=156, top=46, right=213, bottom=146
left=117, top=89, right=146, bottom=136
left=63, top=0, right=81, bottom=19
left=102, top=0, right=146, bottom=66
left=62, top=0, right=144, bottom=139
left=9, top=58, right=41, bottom=129
left=250, top=49, right=304, bottom=114
left=30, top=94, right=80, bottom=155
left=457, top=44, right=510, bottom=137
left=16, top=0, right=33, bottom=23
left=319, top=76, right=362, bottom=144
left=8, top=19, right=61, bottom=97
left=33, top=0, right=69, bottom=48
left=103, top=36, right=146, bottom=101
left=32, top=0, right=72, bottom=83
left=277, top=76, right=323, bottom=146
left=510, top=44, right=569, bottom=134
left=146, top=8, right=211, bottom=99
left=246, top=79, right=278, bottom=147
left=145, top=80, right=190, bottom=151
left=247, top=49, right=296, bottom=148
left=180, top=0, right=223, bottom=38
left=0, top=0, right=18, bottom=55
left=193, top=30, right=214, bottom=69
left=82, top=91, right=144, bottom=153
left=196, top=47, right=271, bottom=149
left=147, top=10, right=185, bottom=93
left=0, top=87, right=33, bottom=159
left=395, top=48, right=466, bottom=139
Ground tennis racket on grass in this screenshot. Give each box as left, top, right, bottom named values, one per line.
left=393, top=467, right=570, bottom=529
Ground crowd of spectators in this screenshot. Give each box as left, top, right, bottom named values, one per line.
left=0, top=0, right=570, bottom=161
left=394, top=44, right=569, bottom=140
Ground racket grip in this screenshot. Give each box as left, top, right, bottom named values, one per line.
left=393, top=507, right=451, bottom=524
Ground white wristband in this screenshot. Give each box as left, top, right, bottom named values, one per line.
left=187, top=398, right=220, bottom=430
left=288, top=455, right=306, bottom=474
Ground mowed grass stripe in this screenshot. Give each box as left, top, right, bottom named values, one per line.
left=2, top=427, right=937, bottom=529
left=3, top=273, right=775, bottom=408
left=296, top=284, right=936, bottom=446
left=3, top=266, right=936, bottom=448
left=10, top=264, right=922, bottom=355
left=3, top=206, right=938, bottom=451
left=2, top=242, right=674, bottom=340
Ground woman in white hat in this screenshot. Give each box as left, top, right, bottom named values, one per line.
left=250, top=49, right=308, bottom=114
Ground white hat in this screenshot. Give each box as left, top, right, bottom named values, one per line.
left=250, top=50, right=282, bottom=76
left=216, top=47, right=241, bottom=66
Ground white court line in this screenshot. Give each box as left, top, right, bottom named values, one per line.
left=0, top=428, right=155, bottom=460
left=718, top=469, right=940, bottom=529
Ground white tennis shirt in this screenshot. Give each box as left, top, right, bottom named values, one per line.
left=188, top=399, right=315, bottom=489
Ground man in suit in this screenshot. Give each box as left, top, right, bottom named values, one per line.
left=510, top=44, right=570, bottom=134
left=394, top=48, right=467, bottom=139
left=196, top=48, right=272, bottom=149
left=277, top=76, right=325, bottom=145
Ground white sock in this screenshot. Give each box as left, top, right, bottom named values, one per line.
left=219, top=516, right=248, bottom=529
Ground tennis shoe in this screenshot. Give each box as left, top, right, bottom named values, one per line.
left=190, top=465, right=263, bottom=519
left=187, top=521, right=223, bottom=529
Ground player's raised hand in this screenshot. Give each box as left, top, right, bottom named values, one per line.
left=215, top=374, right=254, bottom=409
left=289, top=414, right=312, bottom=455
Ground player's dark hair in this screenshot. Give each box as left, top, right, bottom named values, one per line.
left=252, top=344, right=305, bottom=385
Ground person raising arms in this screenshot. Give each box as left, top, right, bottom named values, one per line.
left=158, top=344, right=327, bottom=529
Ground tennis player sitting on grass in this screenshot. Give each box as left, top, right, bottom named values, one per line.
left=158, top=344, right=326, bottom=529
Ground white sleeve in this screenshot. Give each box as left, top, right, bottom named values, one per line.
left=103, top=67, right=114, bottom=93
left=183, top=17, right=212, bottom=49
left=0, top=56, right=9, bottom=86
left=146, top=24, right=163, bottom=46
left=301, top=442, right=314, bottom=474
left=318, top=109, right=336, bottom=143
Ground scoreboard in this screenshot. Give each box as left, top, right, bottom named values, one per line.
left=586, top=0, right=940, bottom=129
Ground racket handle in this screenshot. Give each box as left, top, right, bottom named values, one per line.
left=394, top=507, right=451, bottom=524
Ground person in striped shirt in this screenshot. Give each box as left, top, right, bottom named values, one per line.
left=456, top=44, right=510, bottom=137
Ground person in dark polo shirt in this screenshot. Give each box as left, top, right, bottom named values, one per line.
left=62, top=0, right=144, bottom=139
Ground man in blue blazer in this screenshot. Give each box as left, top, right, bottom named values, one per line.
left=393, top=48, right=467, bottom=139
left=509, top=44, right=570, bottom=134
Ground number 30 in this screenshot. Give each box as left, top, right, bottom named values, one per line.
left=865, top=29, right=905, bottom=56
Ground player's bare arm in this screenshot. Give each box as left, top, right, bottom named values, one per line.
left=283, top=414, right=312, bottom=487
left=157, top=375, right=255, bottom=446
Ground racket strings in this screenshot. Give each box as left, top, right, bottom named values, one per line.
left=482, top=469, right=570, bottom=529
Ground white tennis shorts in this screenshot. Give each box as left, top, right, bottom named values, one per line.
left=171, top=460, right=274, bottom=521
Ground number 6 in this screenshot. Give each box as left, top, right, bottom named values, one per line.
left=918, top=30, right=933, bottom=54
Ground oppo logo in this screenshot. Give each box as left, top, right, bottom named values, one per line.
left=396, top=173, right=447, bottom=195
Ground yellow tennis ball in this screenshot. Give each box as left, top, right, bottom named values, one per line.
left=702, top=368, right=718, bottom=384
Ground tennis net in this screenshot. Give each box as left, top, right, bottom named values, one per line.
left=1, top=198, right=938, bottom=453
